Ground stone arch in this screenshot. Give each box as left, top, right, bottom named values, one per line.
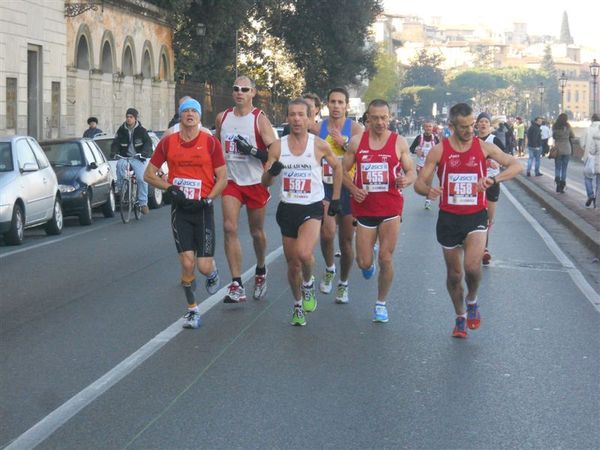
left=99, top=30, right=116, bottom=73
left=158, top=45, right=171, bottom=81
left=121, top=36, right=136, bottom=76
left=141, top=40, right=154, bottom=79
left=74, top=24, right=94, bottom=70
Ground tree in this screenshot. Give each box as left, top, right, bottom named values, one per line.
left=402, top=49, right=445, bottom=88
left=363, top=46, right=401, bottom=105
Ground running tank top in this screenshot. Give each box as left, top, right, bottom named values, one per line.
left=319, top=118, right=353, bottom=184
left=220, top=107, right=267, bottom=186
left=351, top=131, right=404, bottom=217
left=279, top=134, right=324, bottom=205
left=482, top=135, right=501, bottom=177
left=416, top=134, right=436, bottom=167
left=437, top=138, right=487, bottom=214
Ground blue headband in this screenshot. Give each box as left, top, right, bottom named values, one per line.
left=179, top=99, right=202, bottom=116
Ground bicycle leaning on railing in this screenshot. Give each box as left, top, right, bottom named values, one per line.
left=116, top=154, right=144, bottom=223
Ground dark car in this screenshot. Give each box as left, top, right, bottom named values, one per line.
left=39, top=138, right=116, bottom=225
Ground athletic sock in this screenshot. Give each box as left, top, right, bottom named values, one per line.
left=326, top=264, right=336, bottom=272
left=255, top=266, right=266, bottom=276
left=302, top=279, right=314, bottom=288
left=376, top=301, right=386, bottom=306
left=466, top=297, right=478, bottom=305
left=339, top=280, right=348, bottom=286
left=233, top=277, right=243, bottom=287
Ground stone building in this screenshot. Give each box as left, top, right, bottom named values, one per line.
left=0, top=0, right=175, bottom=139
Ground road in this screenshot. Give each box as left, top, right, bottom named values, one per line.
left=1, top=175, right=598, bottom=449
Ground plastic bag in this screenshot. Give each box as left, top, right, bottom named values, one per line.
left=584, top=154, right=596, bottom=178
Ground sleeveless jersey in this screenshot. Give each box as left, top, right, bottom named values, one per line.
left=319, top=118, right=353, bottom=184
left=482, top=134, right=501, bottom=177
left=150, top=131, right=225, bottom=199
left=220, top=107, right=267, bottom=186
left=437, top=138, right=487, bottom=214
left=351, top=131, right=404, bottom=217
left=279, top=134, right=324, bottom=205
left=416, top=133, right=437, bottom=168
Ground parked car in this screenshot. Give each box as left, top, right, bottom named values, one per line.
left=0, top=136, right=63, bottom=245
left=39, top=138, right=116, bottom=225
left=93, top=132, right=166, bottom=208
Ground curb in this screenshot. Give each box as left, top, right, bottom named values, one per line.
left=512, top=175, right=600, bottom=258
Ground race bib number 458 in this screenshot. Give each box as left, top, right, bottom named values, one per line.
left=447, top=173, right=477, bottom=205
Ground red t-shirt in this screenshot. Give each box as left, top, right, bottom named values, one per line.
left=351, top=131, right=404, bottom=217
left=437, top=138, right=487, bottom=214
left=151, top=131, right=225, bottom=199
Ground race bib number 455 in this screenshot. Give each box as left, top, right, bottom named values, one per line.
left=360, top=162, right=389, bottom=192
left=447, top=173, right=477, bottom=205
left=173, top=177, right=202, bottom=200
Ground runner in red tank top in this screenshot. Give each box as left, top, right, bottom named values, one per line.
left=414, top=103, right=521, bottom=338
left=343, top=99, right=415, bottom=323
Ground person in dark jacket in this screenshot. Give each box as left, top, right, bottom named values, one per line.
left=525, top=117, right=543, bottom=176
left=83, top=117, right=103, bottom=138
left=111, top=108, right=153, bottom=214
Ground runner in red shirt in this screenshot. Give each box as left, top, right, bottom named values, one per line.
left=343, top=99, right=415, bottom=323
left=414, top=103, right=521, bottom=338
left=144, top=98, right=227, bottom=329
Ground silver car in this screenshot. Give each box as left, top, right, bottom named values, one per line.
left=0, top=136, right=63, bottom=245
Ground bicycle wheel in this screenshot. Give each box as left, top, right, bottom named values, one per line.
left=120, top=179, right=132, bottom=223
left=133, top=181, right=141, bottom=220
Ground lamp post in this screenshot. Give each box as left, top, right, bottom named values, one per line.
left=524, top=92, right=530, bottom=119
left=559, top=72, right=567, bottom=113
left=538, top=82, right=545, bottom=117
left=590, top=59, right=600, bottom=115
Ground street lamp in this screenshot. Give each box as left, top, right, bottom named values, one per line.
left=590, top=59, right=600, bottom=115
left=538, top=82, right=545, bottom=117
left=559, top=72, right=568, bottom=113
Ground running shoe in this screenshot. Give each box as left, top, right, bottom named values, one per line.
left=334, top=250, right=342, bottom=257
left=302, top=277, right=317, bottom=312
left=466, top=303, right=481, bottom=330
left=253, top=272, right=267, bottom=300
left=319, top=269, right=336, bottom=294
left=223, top=281, right=247, bottom=303
left=205, top=269, right=220, bottom=295
left=335, top=283, right=349, bottom=304
left=452, top=317, right=468, bottom=338
left=183, top=310, right=201, bottom=329
left=361, top=263, right=376, bottom=280
left=372, top=304, right=389, bottom=323
left=424, top=199, right=432, bottom=210
left=482, top=248, right=491, bottom=265
left=291, top=307, right=306, bottom=326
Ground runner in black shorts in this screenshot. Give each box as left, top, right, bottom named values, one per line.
left=276, top=201, right=324, bottom=238
left=172, top=202, right=215, bottom=255
left=436, top=209, right=488, bottom=248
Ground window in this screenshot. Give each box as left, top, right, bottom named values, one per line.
left=159, top=54, right=168, bottom=80
left=28, top=139, right=50, bottom=169
left=76, top=36, right=90, bottom=70
left=142, top=50, right=152, bottom=78
left=82, top=142, right=95, bottom=165
left=575, top=90, right=579, bottom=102
left=6, top=77, right=17, bottom=129
left=15, top=139, right=38, bottom=170
left=87, top=141, right=106, bottom=163
left=101, top=41, right=113, bottom=73
left=123, top=46, right=133, bottom=76
left=0, top=142, right=13, bottom=172
left=51, top=82, right=60, bottom=129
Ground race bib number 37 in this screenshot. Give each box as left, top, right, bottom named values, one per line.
left=360, top=162, right=389, bottom=192
left=173, top=177, right=202, bottom=200
left=447, top=173, right=477, bottom=205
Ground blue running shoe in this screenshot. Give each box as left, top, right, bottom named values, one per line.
left=361, top=264, right=376, bottom=280
left=372, top=304, right=388, bottom=323
left=466, top=303, right=481, bottom=329
left=452, top=316, right=467, bottom=338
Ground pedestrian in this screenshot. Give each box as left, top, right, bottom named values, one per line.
left=414, top=103, right=521, bottom=338
left=317, top=87, right=364, bottom=304
left=111, top=108, right=153, bottom=214
left=143, top=98, right=227, bottom=329
left=83, top=116, right=103, bottom=138
left=525, top=116, right=543, bottom=177
left=215, top=76, right=278, bottom=302
left=476, top=112, right=505, bottom=265
left=515, top=117, right=526, bottom=157
left=343, top=99, right=415, bottom=323
left=552, top=113, right=575, bottom=193
left=583, top=113, right=600, bottom=207
left=261, top=98, right=342, bottom=326
left=540, top=119, right=551, bottom=156
left=409, top=119, right=440, bottom=209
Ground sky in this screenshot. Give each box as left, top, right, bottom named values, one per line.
left=383, top=0, right=597, bottom=49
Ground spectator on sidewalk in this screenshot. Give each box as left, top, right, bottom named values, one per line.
left=83, top=117, right=103, bottom=138
left=583, top=113, right=600, bottom=207
left=540, top=119, right=551, bottom=156
left=552, top=113, right=575, bottom=194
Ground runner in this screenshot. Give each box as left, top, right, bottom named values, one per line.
left=215, top=75, right=278, bottom=303
left=414, top=103, right=521, bottom=338
left=144, top=98, right=227, bottom=329
left=318, top=87, right=363, bottom=304
left=409, top=119, right=440, bottom=209
left=343, top=99, right=415, bottom=322
left=262, top=98, right=342, bottom=326
left=475, top=112, right=505, bottom=265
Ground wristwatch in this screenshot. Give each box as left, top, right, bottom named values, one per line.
left=342, top=137, right=350, bottom=151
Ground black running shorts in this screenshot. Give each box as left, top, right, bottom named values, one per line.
left=436, top=209, right=488, bottom=248
left=171, top=202, right=215, bottom=256
left=355, top=215, right=400, bottom=228
left=276, top=201, right=324, bottom=238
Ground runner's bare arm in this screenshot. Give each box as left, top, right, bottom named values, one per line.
left=343, top=134, right=368, bottom=203
left=257, top=113, right=278, bottom=148
left=414, top=144, right=442, bottom=199
left=350, top=121, right=364, bottom=137
left=261, top=140, right=282, bottom=187
left=214, top=112, right=224, bottom=147
left=319, top=138, right=342, bottom=200
left=208, top=165, right=227, bottom=199
left=395, top=135, right=415, bottom=188
left=144, top=162, right=170, bottom=191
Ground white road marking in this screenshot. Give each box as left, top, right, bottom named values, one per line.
left=3, top=246, right=283, bottom=450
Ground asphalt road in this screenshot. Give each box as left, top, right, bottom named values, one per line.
left=1, top=175, right=598, bottom=449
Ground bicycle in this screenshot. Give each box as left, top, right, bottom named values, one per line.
left=116, top=154, right=143, bottom=223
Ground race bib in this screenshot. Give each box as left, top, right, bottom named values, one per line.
left=322, top=159, right=334, bottom=184
left=224, top=133, right=249, bottom=162
left=283, top=168, right=312, bottom=200
left=360, top=162, right=389, bottom=192
left=447, top=173, right=477, bottom=205
left=173, top=177, right=202, bottom=200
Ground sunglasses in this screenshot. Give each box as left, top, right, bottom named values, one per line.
left=233, top=85, right=251, bottom=93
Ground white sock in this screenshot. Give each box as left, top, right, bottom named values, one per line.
left=376, top=301, right=386, bottom=306
left=326, top=265, right=336, bottom=272
left=466, top=297, right=478, bottom=305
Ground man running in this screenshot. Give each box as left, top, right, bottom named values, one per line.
left=414, top=103, right=521, bottom=338
left=215, top=76, right=278, bottom=303
left=262, top=98, right=342, bottom=326
left=343, top=99, right=415, bottom=322
left=144, top=98, right=227, bottom=329
left=318, top=87, right=363, bottom=304
left=409, top=119, right=440, bottom=209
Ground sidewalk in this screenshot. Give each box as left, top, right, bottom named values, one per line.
left=512, top=157, right=599, bottom=257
